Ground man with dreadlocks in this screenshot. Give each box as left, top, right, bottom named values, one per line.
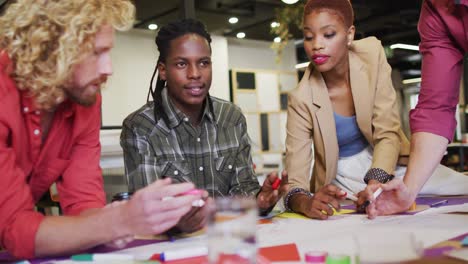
left=121, top=19, right=289, bottom=233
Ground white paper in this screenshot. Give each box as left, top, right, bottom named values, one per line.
left=416, top=203, right=468, bottom=215
left=446, top=248, right=468, bottom=261
left=46, top=209, right=468, bottom=263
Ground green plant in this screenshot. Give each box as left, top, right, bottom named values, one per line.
left=271, top=2, right=304, bottom=63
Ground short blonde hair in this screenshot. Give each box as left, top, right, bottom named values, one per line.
left=0, top=0, right=135, bottom=110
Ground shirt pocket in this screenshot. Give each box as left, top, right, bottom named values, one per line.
left=215, top=155, right=236, bottom=182
left=158, top=160, right=192, bottom=182
left=31, top=158, right=70, bottom=201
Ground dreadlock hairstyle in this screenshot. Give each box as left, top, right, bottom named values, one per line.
left=304, top=0, right=354, bottom=28
left=148, top=18, right=213, bottom=125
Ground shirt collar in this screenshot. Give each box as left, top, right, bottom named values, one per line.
left=160, top=87, right=215, bottom=128
left=20, top=91, right=75, bottom=118
left=56, top=99, right=76, bottom=118
left=0, top=50, right=12, bottom=74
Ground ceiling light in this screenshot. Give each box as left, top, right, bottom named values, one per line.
left=402, top=77, right=421, bottom=84
left=274, top=37, right=281, bottom=43
left=148, top=24, right=158, bottom=30
left=271, top=21, right=280, bottom=28
left=229, top=17, right=238, bottom=24
left=295, top=62, right=309, bottom=69
left=282, top=0, right=299, bottom=4
left=236, top=32, right=246, bottom=39
left=390, top=43, right=419, bottom=51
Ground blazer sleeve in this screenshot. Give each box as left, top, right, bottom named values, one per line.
left=370, top=44, right=402, bottom=174
left=285, top=91, right=315, bottom=191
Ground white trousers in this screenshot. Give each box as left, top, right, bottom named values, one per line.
left=332, top=146, right=468, bottom=195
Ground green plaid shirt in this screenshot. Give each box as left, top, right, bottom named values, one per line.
left=120, top=88, right=260, bottom=197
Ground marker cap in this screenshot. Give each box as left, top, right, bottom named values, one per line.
left=325, top=254, right=351, bottom=264
left=305, top=251, right=327, bottom=263
left=71, top=254, right=93, bottom=261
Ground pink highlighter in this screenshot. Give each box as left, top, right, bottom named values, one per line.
left=181, top=189, right=205, bottom=207
left=181, top=189, right=205, bottom=196
left=163, top=189, right=206, bottom=207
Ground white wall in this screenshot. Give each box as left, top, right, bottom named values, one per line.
left=102, top=29, right=230, bottom=127
left=102, top=29, right=156, bottom=127
left=227, top=38, right=297, bottom=71
left=210, top=35, right=230, bottom=101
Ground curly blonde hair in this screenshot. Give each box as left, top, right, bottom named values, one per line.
left=0, top=0, right=135, bottom=110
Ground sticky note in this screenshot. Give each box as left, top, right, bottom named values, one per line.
left=462, top=236, right=468, bottom=246
left=259, top=243, right=301, bottom=261
left=275, top=209, right=355, bottom=219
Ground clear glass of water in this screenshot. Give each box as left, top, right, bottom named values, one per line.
left=207, top=196, right=258, bottom=264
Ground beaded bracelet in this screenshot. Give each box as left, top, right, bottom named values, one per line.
left=364, top=168, right=395, bottom=184
left=283, top=187, right=313, bottom=212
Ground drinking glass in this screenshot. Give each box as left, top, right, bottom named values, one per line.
left=207, top=196, right=258, bottom=264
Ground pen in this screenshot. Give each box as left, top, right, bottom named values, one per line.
left=358, top=187, right=383, bottom=211
left=71, top=253, right=136, bottom=261
left=430, top=199, right=448, bottom=207
left=159, top=246, right=208, bottom=261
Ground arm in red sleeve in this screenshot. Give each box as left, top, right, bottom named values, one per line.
left=56, top=95, right=106, bottom=216
left=409, top=0, right=465, bottom=141
left=0, top=119, right=45, bottom=259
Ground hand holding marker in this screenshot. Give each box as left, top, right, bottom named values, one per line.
left=358, top=187, right=383, bottom=211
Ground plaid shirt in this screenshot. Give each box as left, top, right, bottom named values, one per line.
left=120, top=88, right=260, bottom=197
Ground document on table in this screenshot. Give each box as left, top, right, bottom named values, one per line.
left=416, top=203, right=468, bottom=215
left=48, top=211, right=468, bottom=263
left=446, top=248, right=468, bottom=261
left=257, top=213, right=468, bottom=263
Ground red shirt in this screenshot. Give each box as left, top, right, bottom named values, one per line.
left=0, top=52, right=105, bottom=258
left=410, top=0, right=468, bottom=141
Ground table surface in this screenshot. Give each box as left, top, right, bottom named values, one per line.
left=1, top=196, right=468, bottom=264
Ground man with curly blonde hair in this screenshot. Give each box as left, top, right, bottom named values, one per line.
left=0, top=0, right=203, bottom=259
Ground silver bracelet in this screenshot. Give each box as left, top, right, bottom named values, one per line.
left=284, top=187, right=313, bottom=212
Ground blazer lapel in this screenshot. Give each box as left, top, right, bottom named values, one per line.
left=349, top=51, right=373, bottom=143
left=309, top=67, right=339, bottom=184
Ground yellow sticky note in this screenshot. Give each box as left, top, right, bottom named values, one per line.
left=275, top=208, right=355, bottom=219
left=275, top=212, right=310, bottom=219
left=333, top=208, right=355, bottom=215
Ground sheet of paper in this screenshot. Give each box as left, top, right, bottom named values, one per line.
left=445, top=248, right=468, bottom=261
left=46, top=207, right=468, bottom=264
left=416, top=203, right=468, bottom=215
left=257, top=213, right=468, bottom=263
left=419, top=165, right=468, bottom=195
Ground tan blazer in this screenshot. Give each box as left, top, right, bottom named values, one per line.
left=286, top=37, right=410, bottom=193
